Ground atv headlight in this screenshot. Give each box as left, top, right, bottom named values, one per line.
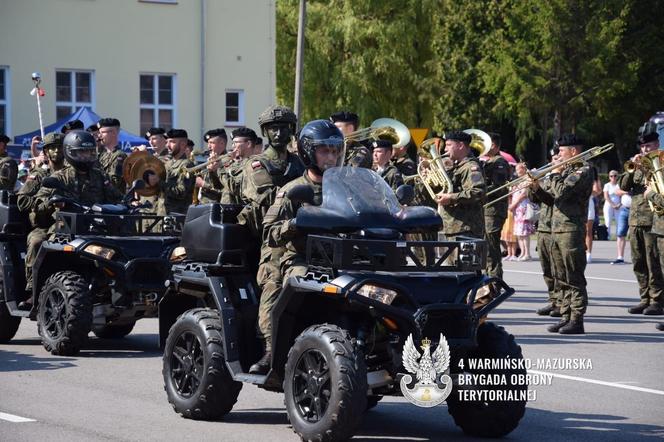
left=357, top=284, right=398, bottom=305
left=83, top=244, right=116, bottom=260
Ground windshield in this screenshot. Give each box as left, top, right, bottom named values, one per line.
left=321, top=166, right=401, bottom=216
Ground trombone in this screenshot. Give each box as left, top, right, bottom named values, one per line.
left=484, top=143, right=615, bottom=208
left=344, top=117, right=411, bottom=148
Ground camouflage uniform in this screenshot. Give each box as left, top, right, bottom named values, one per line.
left=620, top=168, right=664, bottom=309
left=377, top=163, right=404, bottom=191
left=646, top=191, right=664, bottom=278
left=439, top=156, right=486, bottom=239
left=98, top=146, right=127, bottom=194
left=0, top=151, right=19, bottom=191
left=221, top=158, right=249, bottom=205
left=345, top=143, right=372, bottom=168
left=198, top=153, right=233, bottom=204
left=547, top=165, right=593, bottom=323
left=155, top=157, right=195, bottom=216
left=483, top=155, right=510, bottom=278
left=392, top=155, right=417, bottom=177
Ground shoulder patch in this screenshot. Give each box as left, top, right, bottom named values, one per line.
left=471, top=165, right=480, bottom=172
left=277, top=191, right=285, bottom=198
left=471, top=172, right=483, bottom=183
left=252, top=161, right=262, bottom=170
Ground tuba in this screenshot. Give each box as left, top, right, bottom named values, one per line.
left=463, top=128, right=492, bottom=157
left=344, top=117, right=411, bottom=148
left=122, top=151, right=166, bottom=197
left=404, top=137, right=454, bottom=200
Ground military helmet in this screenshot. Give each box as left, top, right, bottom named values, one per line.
left=42, top=132, right=65, bottom=164
left=258, top=105, right=297, bottom=131
left=63, top=130, right=98, bottom=170
left=297, top=119, right=344, bottom=174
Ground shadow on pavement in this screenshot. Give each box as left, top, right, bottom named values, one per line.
left=223, top=408, right=288, bottom=425
left=78, top=333, right=161, bottom=358
left=514, top=331, right=664, bottom=344
left=0, top=349, right=76, bottom=372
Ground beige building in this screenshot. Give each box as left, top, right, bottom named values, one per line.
left=0, top=0, right=276, bottom=144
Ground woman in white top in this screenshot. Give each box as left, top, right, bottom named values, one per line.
left=603, top=170, right=627, bottom=239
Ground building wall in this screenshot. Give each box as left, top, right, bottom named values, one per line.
left=0, top=0, right=275, bottom=145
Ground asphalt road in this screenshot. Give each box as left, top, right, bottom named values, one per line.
left=1, top=241, right=663, bottom=441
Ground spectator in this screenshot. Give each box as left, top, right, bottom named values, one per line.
left=509, top=163, right=535, bottom=261
left=612, top=193, right=631, bottom=264
left=603, top=169, right=627, bottom=239
left=585, top=165, right=602, bottom=263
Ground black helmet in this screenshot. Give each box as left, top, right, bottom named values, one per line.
left=297, top=119, right=345, bottom=175
left=258, top=105, right=297, bottom=132
left=63, top=130, right=98, bottom=170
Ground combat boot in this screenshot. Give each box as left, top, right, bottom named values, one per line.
left=536, top=304, right=554, bottom=316
left=547, top=318, right=569, bottom=333
left=559, top=316, right=585, bottom=334
left=627, top=303, right=648, bottom=314
left=549, top=306, right=562, bottom=317
left=643, top=303, right=663, bottom=316
left=249, top=351, right=271, bottom=375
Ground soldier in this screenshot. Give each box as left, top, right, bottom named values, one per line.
left=221, top=127, right=258, bottom=204
left=61, top=119, right=84, bottom=134
left=645, top=178, right=664, bottom=331
left=530, top=134, right=593, bottom=334
left=372, top=139, right=404, bottom=190
left=391, top=140, right=417, bottom=177
left=86, top=123, right=103, bottom=154
left=330, top=110, right=372, bottom=168
left=620, top=131, right=664, bottom=315
left=529, top=151, right=562, bottom=317
left=243, top=105, right=305, bottom=375
left=196, top=128, right=229, bottom=204
left=17, top=132, right=66, bottom=309
left=0, top=134, right=18, bottom=191
left=435, top=131, right=486, bottom=240
left=147, top=129, right=195, bottom=215
left=483, top=132, right=511, bottom=279
left=145, top=127, right=169, bottom=159
left=97, top=118, right=127, bottom=193
left=253, top=119, right=343, bottom=375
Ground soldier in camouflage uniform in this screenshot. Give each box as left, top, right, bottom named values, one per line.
left=196, top=129, right=230, bottom=204
left=145, top=127, right=170, bottom=159
left=147, top=129, right=195, bottom=215
left=17, top=132, right=66, bottom=308
left=435, top=131, right=486, bottom=239
left=255, top=120, right=344, bottom=375
left=0, top=134, right=18, bottom=191
left=483, top=133, right=510, bottom=279
left=221, top=127, right=258, bottom=204
left=97, top=118, right=127, bottom=194
left=372, top=139, right=404, bottom=190
left=330, top=110, right=372, bottom=168
left=644, top=173, right=664, bottom=330
left=620, top=131, right=664, bottom=315
left=244, top=105, right=305, bottom=374
left=531, top=134, right=593, bottom=334
left=392, top=141, right=417, bottom=178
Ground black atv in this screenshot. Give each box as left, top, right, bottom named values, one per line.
left=160, top=167, right=526, bottom=441
left=0, top=179, right=184, bottom=356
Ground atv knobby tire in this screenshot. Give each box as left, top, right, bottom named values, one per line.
left=0, top=300, right=21, bottom=343
left=163, top=308, right=242, bottom=420
left=446, top=322, right=527, bottom=437
left=93, top=322, right=135, bottom=339
left=284, top=324, right=367, bottom=442
left=37, top=271, right=92, bottom=356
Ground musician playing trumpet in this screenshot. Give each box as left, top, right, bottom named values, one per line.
left=196, top=128, right=230, bottom=204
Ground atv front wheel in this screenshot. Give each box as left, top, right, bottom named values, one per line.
left=93, top=322, right=135, bottom=339
left=284, top=324, right=367, bottom=442
left=37, top=271, right=92, bottom=355
left=446, top=322, right=527, bottom=437
left=163, top=308, right=241, bottom=420
left=0, top=300, right=21, bottom=343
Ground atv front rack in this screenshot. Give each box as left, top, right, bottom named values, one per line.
left=305, top=235, right=486, bottom=276
left=55, top=212, right=185, bottom=237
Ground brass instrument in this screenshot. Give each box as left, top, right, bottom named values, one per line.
left=344, top=117, right=411, bottom=148
left=484, top=143, right=615, bottom=208
left=464, top=128, right=492, bottom=157
left=625, top=151, right=664, bottom=214
left=403, top=137, right=454, bottom=200
left=122, top=151, right=166, bottom=197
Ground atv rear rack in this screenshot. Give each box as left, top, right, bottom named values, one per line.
left=55, top=212, right=185, bottom=237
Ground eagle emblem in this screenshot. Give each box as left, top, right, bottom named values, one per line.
left=400, top=333, right=453, bottom=407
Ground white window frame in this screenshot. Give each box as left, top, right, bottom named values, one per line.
left=225, top=89, right=245, bottom=126
left=139, top=73, right=177, bottom=131
left=0, top=66, right=10, bottom=137
left=55, top=69, right=95, bottom=117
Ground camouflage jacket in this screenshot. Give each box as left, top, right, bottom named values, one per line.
left=221, top=158, right=249, bottom=205
left=528, top=175, right=555, bottom=233
left=440, top=155, right=486, bottom=238
left=0, top=152, right=18, bottom=191
left=345, top=143, right=372, bottom=169
left=377, top=164, right=404, bottom=191
left=646, top=191, right=664, bottom=236
left=98, top=146, right=127, bottom=194
left=483, top=155, right=510, bottom=232
left=155, top=156, right=195, bottom=216
left=545, top=164, right=593, bottom=233
left=391, top=155, right=417, bottom=177
left=17, top=165, right=59, bottom=228
left=619, top=168, right=652, bottom=227
left=198, top=153, right=233, bottom=204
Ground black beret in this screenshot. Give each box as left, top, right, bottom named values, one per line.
left=166, top=128, right=188, bottom=139
left=42, top=132, right=65, bottom=147
left=255, top=137, right=263, bottom=145
left=187, top=139, right=195, bottom=148
left=145, top=127, right=166, bottom=139
left=86, top=124, right=99, bottom=132
left=638, top=131, right=659, bottom=144
left=445, top=130, right=472, bottom=144
left=97, top=118, right=121, bottom=129
left=557, top=133, right=584, bottom=147
left=61, top=119, right=84, bottom=133
left=0, top=134, right=10, bottom=144
left=204, top=128, right=227, bottom=142
left=371, top=139, right=393, bottom=150
left=231, top=127, right=258, bottom=142
left=330, top=111, right=359, bottom=126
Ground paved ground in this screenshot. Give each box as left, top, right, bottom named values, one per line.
left=1, top=240, right=663, bottom=441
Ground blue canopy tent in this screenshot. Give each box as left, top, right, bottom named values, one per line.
left=13, top=107, right=146, bottom=152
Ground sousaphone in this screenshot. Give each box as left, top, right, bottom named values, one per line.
left=122, top=151, right=166, bottom=197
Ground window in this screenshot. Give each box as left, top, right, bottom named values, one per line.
left=140, top=74, right=176, bottom=136
left=0, top=67, right=8, bottom=135
left=55, top=70, right=94, bottom=120
left=225, top=90, right=244, bottom=126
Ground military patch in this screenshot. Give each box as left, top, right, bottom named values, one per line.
left=566, top=174, right=579, bottom=183
left=277, top=191, right=285, bottom=198
left=471, top=172, right=483, bottom=183
left=471, top=166, right=480, bottom=172
left=252, top=161, right=262, bottom=169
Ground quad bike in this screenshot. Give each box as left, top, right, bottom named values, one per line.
left=160, top=167, right=526, bottom=441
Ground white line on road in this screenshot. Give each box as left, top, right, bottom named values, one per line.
left=0, top=412, right=36, bottom=423
left=529, top=370, right=664, bottom=396
left=505, top=269, right=636, bottom=284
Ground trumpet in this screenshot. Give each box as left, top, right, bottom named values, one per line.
left=403, top=137, right=454, bottom=200
left=344, top=117, right=411, bottom=148
left=484, top=143, right=615, bottom=208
